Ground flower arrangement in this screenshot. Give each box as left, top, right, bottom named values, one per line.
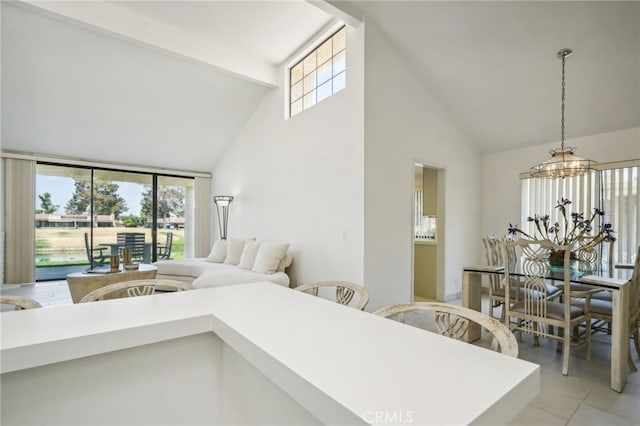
left=507, top=198, right=616, bottom=252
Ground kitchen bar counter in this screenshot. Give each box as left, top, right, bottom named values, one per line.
left=1, top=282, right=539, bottom=425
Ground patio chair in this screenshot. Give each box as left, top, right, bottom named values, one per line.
left=117, top=232, right=146, bottom=263
left=157, top=232, right=173, bottom=260
left=84, top=232, right=109, bottom=268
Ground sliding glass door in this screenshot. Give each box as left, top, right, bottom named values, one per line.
left=35, top=163, right=194, bottom=280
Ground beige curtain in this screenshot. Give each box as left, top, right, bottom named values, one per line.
left=4, top=158, right=36, bottom=283
left=193, top=176, right=212, bottom=258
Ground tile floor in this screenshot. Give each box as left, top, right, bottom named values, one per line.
left=1, top=282, right=638, bottom=425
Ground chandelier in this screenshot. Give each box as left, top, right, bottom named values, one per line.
left=530, top=49, right=597, bottom=178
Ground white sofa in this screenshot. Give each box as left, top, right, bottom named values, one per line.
left=153, top=239, right=292, bottom=289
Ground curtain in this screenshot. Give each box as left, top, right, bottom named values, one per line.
left=4, top=158, right=36, bottom=283
left=193, top=176, right=212, bottom=258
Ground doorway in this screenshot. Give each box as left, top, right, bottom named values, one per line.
left=413, top=163, right=444, bottom=301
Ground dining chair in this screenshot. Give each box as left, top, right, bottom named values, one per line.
left=482, top=235, right=561, bottom=321
left=482, top=235, right=506, bottom=319
left=295, top=281, right=369, bottom=310
left=502, top=238, right=596, bottom=375
left=1, top=295, right=43, bottom=310
left=571, top=245, right=640, bottom=371
left=79, top=279, right=195, bottom=303
left=373, top=302, right=518, bottom=357
left=84, top=232, right=109, bottom=267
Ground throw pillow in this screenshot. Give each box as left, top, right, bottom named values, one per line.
left=205, top=240, right=227, bottom=263
left=224, top=238, right=247, bottom=265
left=238, top=241, right=262, bottom=270
left=252, top=242, right=290, bottom=274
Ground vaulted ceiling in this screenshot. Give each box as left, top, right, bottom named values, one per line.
left=3, top=1, right=638, bottom=172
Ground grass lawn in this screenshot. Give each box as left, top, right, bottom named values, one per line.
left=35, top=227, right=184, bottom=265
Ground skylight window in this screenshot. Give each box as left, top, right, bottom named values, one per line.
left=289, top=26, right=346, bottom=117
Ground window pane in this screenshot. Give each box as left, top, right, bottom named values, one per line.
left=317, top=39, right=332, bottom=65
left=291, top=81, right=303, bottom=102
left=291, top=99, right=303, bottom=116
left=291, top=62, right=303, bottom=85
left=333, top=27, right=346, bottom=52
left=35, top=165, right=92, bottom=280
left=333, top=71, right=346, bottom=93
left=303, top=71, right=316, bottom=94
left=333, top=50, right=346, bottom=75
left=303, top=52, right=316, bottom=76
left=317, top=80, right=332, bottom=103
left=303, top=91, right=316, bottom=109
left=317, top=60, right=332, bottom=86
left=156, top=176, right=193, bottom=261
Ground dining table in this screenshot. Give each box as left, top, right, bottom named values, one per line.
left=99, top=242, right=152, bottom=263
left=462, top=263, right=633, bottom=393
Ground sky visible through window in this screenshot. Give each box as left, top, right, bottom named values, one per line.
left=36, top=175, right=145, bottom=216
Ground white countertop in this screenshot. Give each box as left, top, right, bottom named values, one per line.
left=1, top=282, right=539, bottom=425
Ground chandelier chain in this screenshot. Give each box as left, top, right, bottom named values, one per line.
left=560, top=52, right=566, bottom=148
left=529, top=48, right=597, bottom=178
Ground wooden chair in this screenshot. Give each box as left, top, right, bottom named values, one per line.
left=157, top=232, right=173, bottom=260
left=482, top=235, right=560, bottom=320
left=482, top=235, right=506, bottom=319
left=572, top=245, right=640, bottom=371
left=373, top=302, right=518, bottom=357
left=79, top=279, right=195, bottom=303
left=295, top=281, right=369, bottom=310
left=503, top=238, right=595, bottom=375
left=1, top=295, right=42, bottom=310
left=117, top=232, right=146, bottom=263
left=84, top=232, right=109, bottom=267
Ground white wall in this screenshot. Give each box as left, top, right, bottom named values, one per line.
left=211, top=24, right=365, bottom=288
left=1, top=333, right=223, bottom=425
left=363, top=23, right=482, bottom=309
left=481, top=127, right=640, bottom=238
left=0, top=2, right=267, bottom=172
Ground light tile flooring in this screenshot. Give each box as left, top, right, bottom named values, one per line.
left=1, top=280, right=72, bottom=310
left=1, top=283, right=638, bottom=425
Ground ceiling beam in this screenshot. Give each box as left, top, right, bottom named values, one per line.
left=306, top=1, right=362, bottom=27
left=21, top=1, right=279, bottom=87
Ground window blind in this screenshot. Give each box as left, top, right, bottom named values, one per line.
left=521, top=164, right=639, bottom=265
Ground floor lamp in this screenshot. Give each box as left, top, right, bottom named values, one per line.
left=213, top=195, right=234, bottom=240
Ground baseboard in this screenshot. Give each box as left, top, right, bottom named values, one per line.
left=444, top=291, right=462, bottom=303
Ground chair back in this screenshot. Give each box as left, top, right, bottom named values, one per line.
left=482, top=235, right=503, bottom=292
left=575, top=235, right=615, bottom=273
left=79, top=279, right=195, bottom=302
left=295, top=281, right=369, bottom=310
left=159, top=232, right=173, bottom=259
left=118, top=232, right=146, bottom=262
left=1, top=296, right=42, bottom=310
left=373, top=302, right=518, bottom=357
left=503, top=238, right=572, bottom=329
left=630, top=245, right=640, bottom=322
left=84, top=232, right=92, bottom=261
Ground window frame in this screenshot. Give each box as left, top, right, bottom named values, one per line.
left=286, top=23, right=346, bottom=119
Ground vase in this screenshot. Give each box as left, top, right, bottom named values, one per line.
left=548, top=250, right=578, bottom=269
